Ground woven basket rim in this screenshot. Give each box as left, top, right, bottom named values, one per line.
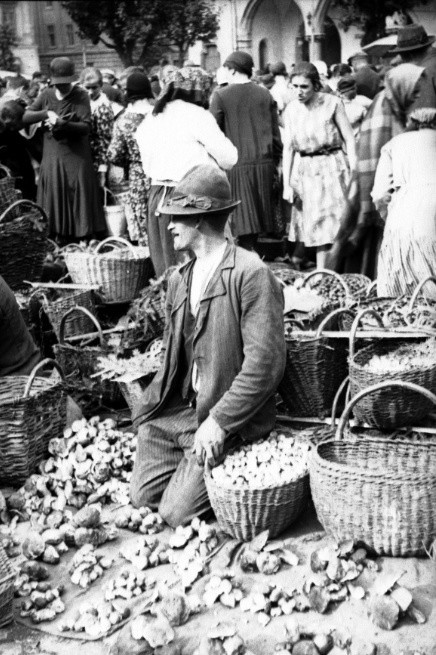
left=312, top=436, right=436, bottom=480
left=349, top=340, right=436, bottom=373
left=64, top=248, right=149, bottom=261
left=0, top=375, right=62, bottom=400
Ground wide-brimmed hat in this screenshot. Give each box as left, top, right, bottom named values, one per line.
left=390, top=24, right=435, bottom=53
left=50, top=57, right=75, bottom=84
left=159, top=165, right=240, bottom=216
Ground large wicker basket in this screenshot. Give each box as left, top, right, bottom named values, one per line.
left=53, top=306, right=125, bottom=412
left=0, top=164, right=19, bottom=216
left=205, top=460, right=309, bottom=542
left=0, top=542, right=15, bottom=628
left=0, top=199, right=48, bottom=290
left=310, top=380, right=436, bottom=556
left=279, top=308, right=351, bottom=418
left=0, top=359, right=66, bottom=486
left=34, top=278, right=97, bottom=341
left=348, top=308, right=436, bottom=429
left=63, top=237, right=152, bottom=304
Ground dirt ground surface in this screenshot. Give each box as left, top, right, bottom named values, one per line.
left=0, top=503, right=435, bottom=655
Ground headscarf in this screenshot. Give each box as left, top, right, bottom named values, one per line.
left=153, top=66, right=212, bottom=115
left=383, top=63, right=424, bottom=123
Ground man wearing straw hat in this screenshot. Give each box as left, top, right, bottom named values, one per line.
left=130, top=164, right=286, bottom=527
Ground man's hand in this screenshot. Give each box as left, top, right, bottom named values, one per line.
left=194, top=415, right=226, bottom=468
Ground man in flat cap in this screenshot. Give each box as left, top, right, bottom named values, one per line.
left=130, top=164, right=286, bottom=527
left=210, top=51, right=282, bottom=252
left=390, top=24, right=436, bottom=111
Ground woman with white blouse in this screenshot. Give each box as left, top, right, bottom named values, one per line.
left=136, top=67, right=238, bottom=277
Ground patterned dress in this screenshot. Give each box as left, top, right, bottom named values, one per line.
left=89, top=93, right=114, bottom=172
left=108, top=109, right=151, bottom=243
left=283, top=93, right=350, bottom=247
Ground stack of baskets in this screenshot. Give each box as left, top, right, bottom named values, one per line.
left=63, top=237, right=152, bottom=304
left=0, top=199, right=48, bottom=291
left=0, top=542, right=15, bottom=628
left=310, top=381, right=436, bottom=556
left=0, top=359, right=66, bottom=486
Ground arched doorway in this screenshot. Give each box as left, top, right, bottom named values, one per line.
left=321, top=16, right=341, bottom=65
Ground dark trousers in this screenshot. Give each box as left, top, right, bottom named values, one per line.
left=130, top=394, right=211, bottom=527
left=147, top=185, right=181, bottom=278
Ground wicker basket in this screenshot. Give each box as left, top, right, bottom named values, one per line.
left=268, top=262, right=304, bottom=287
left=205, top=433, right=310, bottom=541
left=279, top=308, right=352, bottom=418
left=0, top=164, right=19, bottom=216
left=53, top=306, right=124, bottom=410
left=34, top=278, right=97, bottom=341
left=64, top=237, right=153, bottom=303
left=0, top=358, right=66, bottom=486
left=338, top=296, right=407, bottom=332
left=341, top=274, right=371, bottom=300
left=303, top=269, right=352, bottom=307
left=0, top=542, right=15, bottom=628
left=0, top=200, right=48, bottom=290
left=310, top=380, right=436, bottom=556
left=348, top=308, right=436, bottom=429
left=406, top=276, right=436, bottom=329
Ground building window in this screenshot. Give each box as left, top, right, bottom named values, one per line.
left=66, top=24, right=75, bottom=45
left=47, top=24, right=56, bottom=47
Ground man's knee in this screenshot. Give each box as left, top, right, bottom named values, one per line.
left=130, top=475, right=158, bottom=511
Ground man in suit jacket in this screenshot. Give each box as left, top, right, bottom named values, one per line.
left=130, top=164, right=286, bottom=526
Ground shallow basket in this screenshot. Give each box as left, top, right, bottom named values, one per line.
left=0, top=199, right=48, bottom=290
left=0, top=543, right=15, bottom=628
left=0, top=359, right=66, bottom=486
left=279, top=308, right=351, bottom=418
left=63, top=237, right=152, bottom=304
left=205, top=448, right=309, bottom=541
left=348, top=308, right=436, bottom=429
left=310, top=381, right=436, bottom=556
left=53, top=306, right=125, bottom=411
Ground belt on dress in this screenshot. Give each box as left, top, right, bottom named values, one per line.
left=298, top=147, right=342, bottom=157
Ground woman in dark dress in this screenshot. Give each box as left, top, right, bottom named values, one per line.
left=23, top=57, right=105, bottom=241
left=210, top=51, right=282, bottom=250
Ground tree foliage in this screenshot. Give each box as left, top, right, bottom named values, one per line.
left=62, top=0, right=219, bottom=67
left=0, top=24, right=18, bottom=71
left=331, top=0, right=428, bottom=44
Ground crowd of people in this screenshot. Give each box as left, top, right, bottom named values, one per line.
left=0, top=23, right=436, bottom=296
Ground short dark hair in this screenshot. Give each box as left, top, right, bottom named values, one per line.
left=6, top=76, right=29, bottom=91
left=290, top=62, right=322, bottom=92
left=201, top=211, right=231, bottom=233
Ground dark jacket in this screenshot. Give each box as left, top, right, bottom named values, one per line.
left=0, top=275, right=40, bottom=377
left=355, top=66, right=381, bottom=100
left=133, top=244, right=286, bottom=441
left=410, top=48, right=436, bottom=111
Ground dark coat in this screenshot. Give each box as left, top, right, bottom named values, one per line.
left=133, top=244, right=286, bottom=442
left=410, top=48, right=436, bottom=111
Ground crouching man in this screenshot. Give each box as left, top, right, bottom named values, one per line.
left=130, top=164, right=286, bottom=526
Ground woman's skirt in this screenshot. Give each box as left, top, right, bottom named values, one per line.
left=228, top=160, right=275, bottom=237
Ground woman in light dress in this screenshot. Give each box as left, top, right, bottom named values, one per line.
left=282, top=62, right=356, bottom=268
left=372, top=108, right=436, bottom=299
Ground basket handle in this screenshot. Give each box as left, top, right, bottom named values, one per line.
left=0, top=199, right=48, bottom=224
left=331, top=375, right=350, bottom=424
left=58, top=305, right=104, bottom=346
left=365, top=279, right=377, bottom=298
left=23, top=358, right=65, bottom=399
left=302, top=268, right=351, bottom=301
left=408, top=276, right=436, bottom=313
left=61, top=243, right=87, bottom=253
left=315, top=307, right=355, bottom=337
left=336, top=380, right=436, bottom=440
left=349, top=308, right=384, bottom=359
left=94, top=236, right=139, bottom=259
left=0, top=163, right=12, bottom=179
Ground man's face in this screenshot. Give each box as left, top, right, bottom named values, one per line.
left=168, top=215, right=199, bottom=251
